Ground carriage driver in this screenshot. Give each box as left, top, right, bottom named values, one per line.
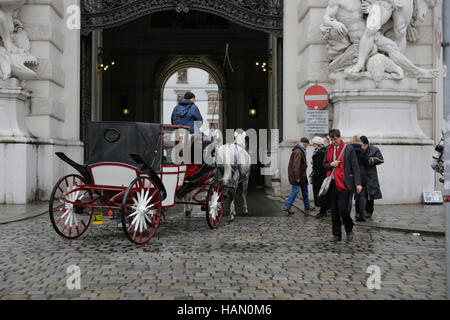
left=171, top=92, right=203, bottom=134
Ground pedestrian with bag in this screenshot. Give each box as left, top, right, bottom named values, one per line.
left=360, top=136, right=384, bottom=219
left=283, top=138, right=315, bottom=214
left=322, top=129, right=362, bottom=243
left=310, top=137, right=328, bottom=219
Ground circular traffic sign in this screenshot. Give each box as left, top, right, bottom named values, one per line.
left=304, top=85, right=329, bottom=110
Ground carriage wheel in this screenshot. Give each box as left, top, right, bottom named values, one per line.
left=49, top=175, right=93, bottom=240
left=121, top=176, right=162, bottom=245
left=206, top=182, right=224, bottom=229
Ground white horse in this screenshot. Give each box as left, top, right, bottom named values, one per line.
left=215, top=131, right=251, bottom=222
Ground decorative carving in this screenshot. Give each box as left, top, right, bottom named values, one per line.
left=321, top=0, right=438, bottom=84
left=0, top=0, right=39, bottom=81
left=81, top=0, right=283, bottom=36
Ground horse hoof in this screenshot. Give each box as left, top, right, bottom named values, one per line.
left=185, top=211, right=192, bottom=218
left=229, top=216, right=235, bottom=222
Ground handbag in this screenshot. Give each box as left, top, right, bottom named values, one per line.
left=318, top=145, right=347, bottom=198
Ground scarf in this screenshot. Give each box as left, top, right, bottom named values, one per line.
left=326, top=140, right=347, bottom=192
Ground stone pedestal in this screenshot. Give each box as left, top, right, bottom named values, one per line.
left=0, top=80, right=38, bottom=204
left=329, top=78, right=434, bottom=204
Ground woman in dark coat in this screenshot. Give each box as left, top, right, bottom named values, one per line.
left=311, top=137, right=328, bottom=218
left=360, top=136, right=384, bottom=218
left=350, top=136, right=369, bottom=222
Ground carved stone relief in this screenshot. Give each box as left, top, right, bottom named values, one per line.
left=321, top=0, right=438, bottom=86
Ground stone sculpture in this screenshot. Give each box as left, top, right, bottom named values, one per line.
left=321, top=0, right=438, bottom=84
left=0, top=0, right=38, bottom=80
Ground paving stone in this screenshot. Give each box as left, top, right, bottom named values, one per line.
left=0, top=201, right=446, bottom=300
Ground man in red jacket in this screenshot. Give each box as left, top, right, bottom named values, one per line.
left=323, top=129, right=362, bottom=243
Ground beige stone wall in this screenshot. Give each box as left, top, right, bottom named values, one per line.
left=17, top=0, right=83, bottom=201
left=280, top=0, right=444, bottom=199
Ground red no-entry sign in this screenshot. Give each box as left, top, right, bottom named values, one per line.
left=304, top=85, right=329, bottom=110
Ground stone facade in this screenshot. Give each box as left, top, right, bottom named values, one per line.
left=280, top=0, right=444, bottom=204
left=0, top=0, right=444, bottom=204
left=0, top=0, right=83, bottom=204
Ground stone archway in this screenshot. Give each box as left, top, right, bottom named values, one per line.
left=153, top=56, right=227, bottom=130
left=80, top=0, right=284, bottom=145
left=81, top=0, right=284, bottom=37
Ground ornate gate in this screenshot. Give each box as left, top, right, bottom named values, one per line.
left=81, top=0, right=283, bottom=36
left=80, top=0, right=284, bottom=145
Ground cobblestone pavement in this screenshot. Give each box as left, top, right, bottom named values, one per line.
left=0, top=202, right=48, bottom=224
left=0, top=197, right=446, bottom=300
left=287, top=197, right=446, bottom=234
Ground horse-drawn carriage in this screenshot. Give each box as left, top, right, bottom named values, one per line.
left=49, top=122, right=225, bottom=245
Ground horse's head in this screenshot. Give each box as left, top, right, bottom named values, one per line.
left=413, top=0, right=434, bottom=24
left=235, top=130, right=247, bottom=149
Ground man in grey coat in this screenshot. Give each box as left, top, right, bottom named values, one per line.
left=360, top=136, right=384, bottom=219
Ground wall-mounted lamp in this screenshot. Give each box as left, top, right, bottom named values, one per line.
left=97, top=47, right=117, bottom=72
left=249, top=98, right=258, bottom=118
left=255, top=61, right=269, bottom=72
left=121, top=108, right=130, bottom=117
left=121, top=97, right=130, bottom=118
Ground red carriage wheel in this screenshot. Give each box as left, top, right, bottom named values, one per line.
left=49, top=175, right=93, bottom=239
left=121, top=176, right=162, bottom=245
left=206, top=182, right=224, bottom=229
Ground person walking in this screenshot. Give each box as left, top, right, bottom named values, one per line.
left=284, top=138, right=315, bottom=214
left=311, top=137, right=328, bottom=219
left=360, top=136, right=384, bottom=219
left=171, top=92, right=203, bottom=134
left=323, top=136, right=330, bottom=148
left=350, top=136, right=369, bottom=222
left=323, top=129, right=362, bottom=243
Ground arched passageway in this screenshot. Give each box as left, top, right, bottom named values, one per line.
left=82, top=4, right=283, bottom=189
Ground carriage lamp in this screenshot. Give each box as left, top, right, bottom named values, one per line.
left=249, top=108, right=257, bottom=118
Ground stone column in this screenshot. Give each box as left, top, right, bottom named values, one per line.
left=0, top=0, right=84, bottom=204
left=0, top=79, right=37, bottom=204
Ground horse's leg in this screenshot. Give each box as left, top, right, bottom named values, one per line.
left=184, top=192, right=192, bottom=217
left=229, top=189, right=237, bottom=222
left=242, top=176, right=249, bottom=215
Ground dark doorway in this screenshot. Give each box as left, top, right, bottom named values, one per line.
left=101, top=11, right=269, bottom=130
left=100, top=10, right=271, bottom=187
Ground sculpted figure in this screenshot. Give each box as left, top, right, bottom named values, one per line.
left=0, top=0, right=25, bottom=53
left=321, top=0, right=438, bottom=80
left=0, top=0, right=38, bottom=80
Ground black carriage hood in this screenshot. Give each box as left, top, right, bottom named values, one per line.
left=86, top=122, right=162, bottom=171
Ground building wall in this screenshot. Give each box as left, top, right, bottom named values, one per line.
left=280, top=0, right=443, bottom=204
left=5, top=0, right=84, bottom=202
